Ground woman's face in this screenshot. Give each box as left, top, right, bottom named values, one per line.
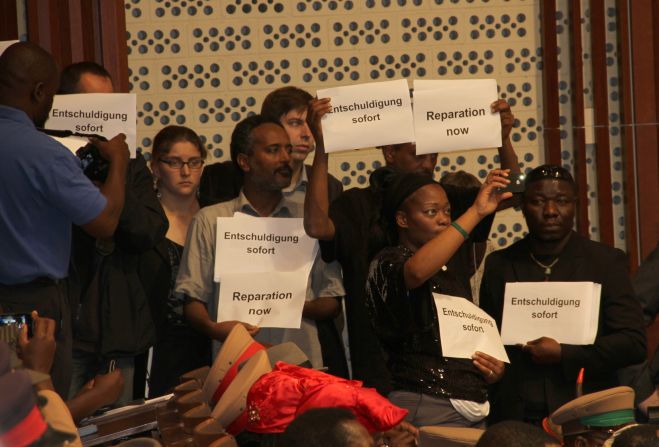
left=151, top=140, right=204, bottom=199
left=397, top=184, right=452, bottom=250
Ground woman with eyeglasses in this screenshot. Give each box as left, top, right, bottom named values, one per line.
left=137, top=125, right=211, bottom=397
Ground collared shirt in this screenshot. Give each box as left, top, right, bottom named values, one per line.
left=175, top=190, right=344, bottom=367
left=0, top=105, right=106, bottom=284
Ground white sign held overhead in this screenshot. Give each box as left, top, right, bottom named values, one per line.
left=317, top=79, right=415, bottom=153
left=214, top=216, right=318, bottom=282
left=46, top=93, right=138, bottom=157
left=217, top=272, right=309, bottom=329
left=501, top=282, right=602, bottom=346
left=413, top=79, right=502, bottom=154
left=434, top=293, right=509, bottom=363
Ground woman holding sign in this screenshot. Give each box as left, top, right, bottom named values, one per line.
left=365, top=170, right=511, bottom=427
left=138, top=125, right=212, bottom=397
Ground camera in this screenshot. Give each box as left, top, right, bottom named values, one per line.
left=76, top=140, right=110, bottom=182
left=0, top=313, right=33, bottom=342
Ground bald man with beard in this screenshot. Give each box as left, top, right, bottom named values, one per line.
left=0, top=42, right=129, bottom=397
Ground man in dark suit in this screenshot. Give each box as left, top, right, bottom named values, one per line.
left=479, top=164, right=646, bottom=424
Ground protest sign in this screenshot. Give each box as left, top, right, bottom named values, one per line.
left=317, top=79, right=415, bottom=153
left=214, top=216, right=317, bottom=282
left=217, top=272, right=309, bottom=328
left=46, top=93, right=138, bottom=157
left=501, top=282, right=602, bottom=345
left=434, top=293, right=509, bottom=363
left=0, top=40, right=19, bottom=55
left=412, top=79, right=501, bottom=154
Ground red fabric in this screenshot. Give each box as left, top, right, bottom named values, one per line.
left=246, top=362, right=407, bottom=434
left=226, top=409, right=250, bottom=435
left=210, top=341, right=265, bottom=406
left=0, top=406, right=48, bottom=447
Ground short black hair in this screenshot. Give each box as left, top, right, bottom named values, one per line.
left=229, top=114, right=283, bottom=169
left=58, top=61, right=112, bottom=94
left=261, top=86, right=313, bottom=121
left=152, top=125, right=207, bottom=161
left=279, top=408, right=364, bottom=447
left=476, top=421, right=561, bottom=447
left=524, top=164, right=577, bottom=195
left=611, top=424, right=659, bottom=447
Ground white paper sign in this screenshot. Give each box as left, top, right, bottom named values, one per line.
left=0, top=40, right=19, bottom=55
left=46, top=93, right=137, bottom=157
left=317, top=79, right=415, bottom=153
left=434, top=293, right=509, bottom=363
left=218, top=272, right=309, bottom=328
left=214, top=216, right=317, bottom=282
left=48, top=135, right=89, bottom=155
left=412, top=79, right=501, bottom=154
left=501, top=282, right=602, bottom=345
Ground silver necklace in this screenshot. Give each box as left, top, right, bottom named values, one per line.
left=529, top=252, right=559, bottom=278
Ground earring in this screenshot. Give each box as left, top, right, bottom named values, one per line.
left=153, top=177, right=161, bottom=199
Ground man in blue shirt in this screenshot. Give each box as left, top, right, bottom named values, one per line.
left=0, top=42, right=129, bottom=397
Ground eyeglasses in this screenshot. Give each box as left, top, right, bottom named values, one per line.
left=158, top=158, right=204, bottom=169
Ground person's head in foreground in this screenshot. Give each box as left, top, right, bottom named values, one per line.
left=279, top=407, right=374, bottom=447
left=549, top=386, right=638, bottom=447
left=607, top=424, right=659, bottom=447
left=380, top=142, right=438, bottom=178
left=522, top=164, right=577, bottom=245
left=476, top=420, right=561, bottom=447
left=58, top=61, right=114, bottom=94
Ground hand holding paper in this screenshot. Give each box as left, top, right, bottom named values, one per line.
left=472, top=351, right=505, bottom=384
left=521, top=336, right=562, bottom=365
left=307, top=97, right=331, bottom=145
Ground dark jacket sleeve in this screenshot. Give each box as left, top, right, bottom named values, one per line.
left=114, top=154, right=168, bottom=253
left=560, top=248, right=647, bottom=380
left=478, top=251, right=505, bottom=326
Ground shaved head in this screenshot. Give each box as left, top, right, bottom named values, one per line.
left=0, top=42, right=59, bottom=126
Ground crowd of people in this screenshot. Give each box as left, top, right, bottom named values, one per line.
left=1, top=40, right=657, bottom=446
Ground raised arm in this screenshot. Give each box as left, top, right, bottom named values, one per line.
left=304, top=98, right=336, bottom=240
left=492, top=100, right=520, bottom=174
left=404, top=171, right=512, bottom=289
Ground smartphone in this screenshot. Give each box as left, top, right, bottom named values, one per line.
left=0, top=313, right=33, bottom=338
left=501, top=173, right=526, bottom=194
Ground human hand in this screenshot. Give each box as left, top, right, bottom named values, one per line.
left=522, top=337, right=562, bottom=364
left=77, top=369, right=125, bottom=407
left=17, top=311, right=56, bottom=374
left=472, top=351, right=505, bottom=384
left=307, top=98, right=332, bottom=146
left=91, top=133, right=129, bottom=164
left=491, top=99, right=515, bottom=141
left=214, top=321, right=260, bottom=341
left=472, top=169, right=512, bottom=217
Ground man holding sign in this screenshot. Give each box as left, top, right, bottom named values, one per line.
left=480, top=165, right=646, bottom=424
left=176, top=115, right=344, bottom=369
left=304, top=95, right=518, bottom=395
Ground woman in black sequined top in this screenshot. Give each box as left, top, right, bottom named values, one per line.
left=365, top=170, right=510, bottom=427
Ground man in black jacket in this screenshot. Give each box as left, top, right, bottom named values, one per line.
left=62, top=62, right=168, bottom=403
left=479, top=164, right=646, bottom=424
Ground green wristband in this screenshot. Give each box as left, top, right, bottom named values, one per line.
left=451, top=221, right=469, bottom=240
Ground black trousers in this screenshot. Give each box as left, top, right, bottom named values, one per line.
left=0, top=279, right=72, bottom=398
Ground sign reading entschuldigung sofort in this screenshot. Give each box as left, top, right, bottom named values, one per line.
left=413, top=79, right=502, bottom=154
left=214, top=214, right=317, bottom=282
left=317, top=79, right=415, bottom=153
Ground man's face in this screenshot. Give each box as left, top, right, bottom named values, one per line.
left=77, top=73, right=114, bottom=93
left=522, top=179, right=576, bottom=242
left=241, top=123, right=293, bottom=191
left=383, top=143, right=438, bottom=177
left=280, top=107, right=314, bottom=163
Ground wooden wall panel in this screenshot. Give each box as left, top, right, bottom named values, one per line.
left=0, top=0, right=18, bottom=40
left=540, top=0, right=562, bottom=166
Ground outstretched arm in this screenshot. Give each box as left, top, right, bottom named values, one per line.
left=304, top=98, right=336, bottom=240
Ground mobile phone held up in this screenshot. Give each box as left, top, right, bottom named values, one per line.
left=501, top=172, right=526, bottom=194
left=0, top=313, right=33, bottom=339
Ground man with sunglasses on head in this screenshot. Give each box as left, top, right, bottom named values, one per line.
left=479, top=164, right=646, bottom=425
